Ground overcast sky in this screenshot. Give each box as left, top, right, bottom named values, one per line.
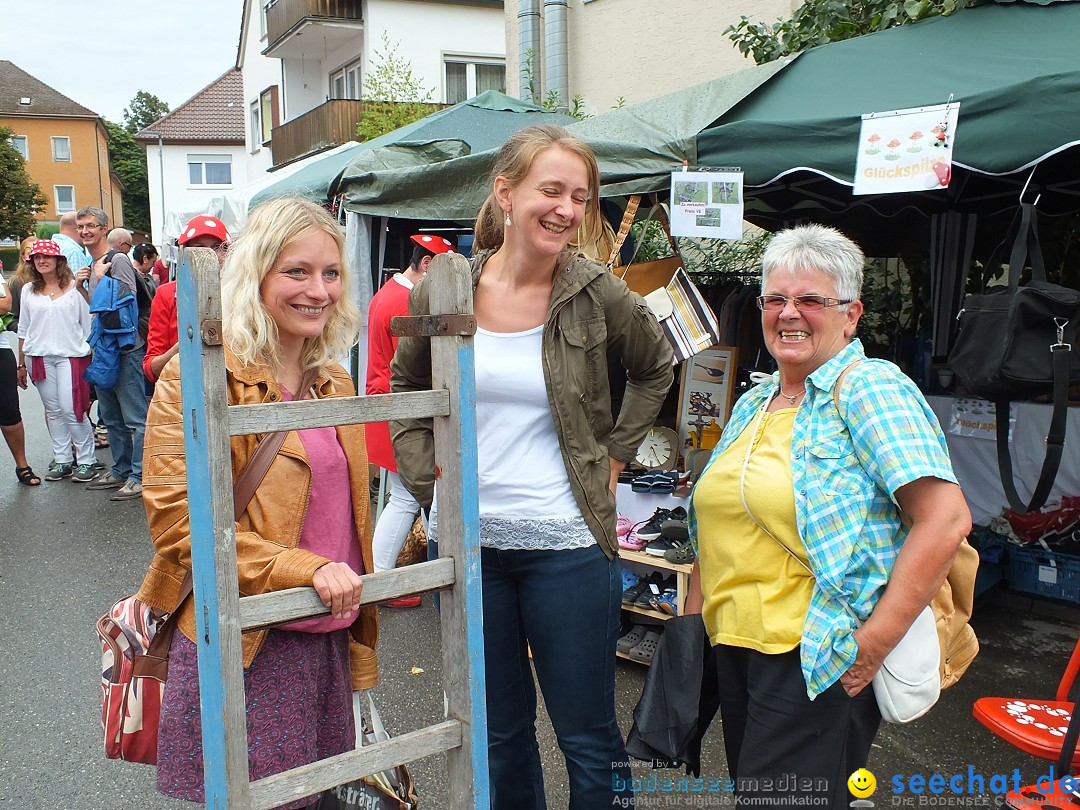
left=0, top=0, right=244, bottom=124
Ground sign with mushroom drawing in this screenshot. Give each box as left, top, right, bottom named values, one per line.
left=853, top=102, right=960, bottom=195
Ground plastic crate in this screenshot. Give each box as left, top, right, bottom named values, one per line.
left=1007, top=545, right=1080, bottom=603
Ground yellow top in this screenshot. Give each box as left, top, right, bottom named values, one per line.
left=692, top=407, right=813, bottom=653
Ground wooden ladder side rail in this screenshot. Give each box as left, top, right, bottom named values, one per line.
left=175, top=248, right=486, bottom=809
left=427, top=253, right=489, bottom=808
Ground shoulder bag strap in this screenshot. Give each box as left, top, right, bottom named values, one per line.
left=995, top=343, right=1070, bottom=514
left=138, top=571, right=194, bottom=670
left=232, top=367, right=320, bottom=518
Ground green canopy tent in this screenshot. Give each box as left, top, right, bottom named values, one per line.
left=337, top=62, right=792, bottom=219
left=696, top=0, right=1080, bottom=258
left=251, top=90, right=577, bottom=210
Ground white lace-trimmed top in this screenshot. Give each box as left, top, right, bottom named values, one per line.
left=429, top=324, right=595, bottom=551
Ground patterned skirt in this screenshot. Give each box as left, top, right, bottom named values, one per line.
left=156, top=628, right=355, bottom=809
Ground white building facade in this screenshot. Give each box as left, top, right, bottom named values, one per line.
left=136, top=69, right=248, bottom=247
left=503, top=0, right=795, bottom=115
left=237, top=0, right=506, bottom=178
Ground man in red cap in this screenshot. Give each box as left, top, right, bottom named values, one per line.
left=367, top=234, right=455, bottom=607
left=142, top=216, right=229, bottom=383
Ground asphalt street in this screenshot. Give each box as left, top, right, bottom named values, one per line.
left=3, top=382, right=1079, bottom=809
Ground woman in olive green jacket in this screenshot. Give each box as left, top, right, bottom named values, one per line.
left=391, top=125, right=673, bottom=810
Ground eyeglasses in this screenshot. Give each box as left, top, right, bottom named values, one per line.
left=756, top=294, right=852, bottom=312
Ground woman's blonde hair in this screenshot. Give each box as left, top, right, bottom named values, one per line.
left=28, top=252, right=74, bottom=293
left=474, top=124, right=611, bottom=260
left=221, top=197, right=361, bottom=374
left=14, top=237, right=37, bottom=287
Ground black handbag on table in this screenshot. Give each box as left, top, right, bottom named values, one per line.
left=948, top=203, right=1080, bottom=513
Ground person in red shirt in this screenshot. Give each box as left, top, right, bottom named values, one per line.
left=143, top=216, right=230, bottom=383
left=367, top=234, right=455, bottom=607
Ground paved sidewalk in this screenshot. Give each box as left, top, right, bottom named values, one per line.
left=3, top=384, right=1077, bottom=809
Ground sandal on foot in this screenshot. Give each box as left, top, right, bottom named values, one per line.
left=16, top=466, right=41, bottom=486
left=94, top=434, right=110, bottom=449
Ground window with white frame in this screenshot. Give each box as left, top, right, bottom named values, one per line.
left=54, top=185, right=75, bottom=214
left=52, top=136, right=71, bottom=162
left=330, top=59, right=362, bottom=100
left=187, top=154, right=233, bottom=186
left=11, top=135, right=28, bottom=160
left=444, top=57, right=505, bottom=104
left=250, top=101, right=261, bottom=152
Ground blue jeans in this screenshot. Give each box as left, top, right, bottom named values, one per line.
left=96, top=347, right=149, bottom=483
left=481, top=544, right=633, bottom=810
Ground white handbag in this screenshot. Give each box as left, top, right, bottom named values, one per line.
left=868, top=604, right=941, bottom=723
left=739, top=401, right=941, bottom=724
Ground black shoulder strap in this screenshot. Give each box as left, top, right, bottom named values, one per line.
left=995, top=342, right=1071, bottom=514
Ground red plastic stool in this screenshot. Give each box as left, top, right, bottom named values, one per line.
left=973, top=637, right=1080, bottom=767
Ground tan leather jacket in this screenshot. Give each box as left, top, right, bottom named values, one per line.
left=390, top=250, right=674, bottom=558
left=136, top=350, right=378, bottom=690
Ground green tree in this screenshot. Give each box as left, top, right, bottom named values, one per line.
left=727, top=0, right=962, bottom=64
left=122, top=90, right=170, bottom=134
left=105, top=120, right=151, bottom=233
left=0, top=127, right=46, bottom=241
left=356, top=32, right=440, bottom=142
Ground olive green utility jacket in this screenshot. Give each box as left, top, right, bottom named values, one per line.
left=389, top=249, right=674, bottom=558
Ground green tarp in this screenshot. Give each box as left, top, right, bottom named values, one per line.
left=695, top=1, right=1080, bottom=253
left=338, top=62, right=793, bottom=218
left=252, top=91, right=576, bottom=210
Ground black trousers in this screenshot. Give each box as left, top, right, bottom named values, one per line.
left=714, top=644, right=881, bottom=809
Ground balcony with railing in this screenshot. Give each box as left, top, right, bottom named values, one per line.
left=264, top=0, right=363, bottom=58
left=270, top=99, right=365, bottom=168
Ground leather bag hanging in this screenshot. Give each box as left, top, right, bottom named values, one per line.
left=948, top=203, right=1080, bottom=513
left=608, top=194, right=721, bottom=363
left=833, top=363, right=980, bottom=693
left=97, top=368, right=319, bottom=764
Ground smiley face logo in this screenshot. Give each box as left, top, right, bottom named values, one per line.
left=848, top=768, right=877, bottom=798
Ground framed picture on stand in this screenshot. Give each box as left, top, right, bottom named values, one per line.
left=677, top=346, right=738, bottom=453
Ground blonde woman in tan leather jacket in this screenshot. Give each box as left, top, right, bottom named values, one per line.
left=136, top=197, right=376, bottom=809
left=391, top=125, right=673, bottom=810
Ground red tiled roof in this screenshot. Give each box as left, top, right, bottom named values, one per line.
left=135, top=69, right=244, bottom=145
left=0, top=60, right=99, bottom=118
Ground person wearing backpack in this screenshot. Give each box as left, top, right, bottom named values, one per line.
left=84, top=228, right=150, bottom=500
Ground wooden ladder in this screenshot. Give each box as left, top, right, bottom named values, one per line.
left=174, top=248, right=487, bottom=809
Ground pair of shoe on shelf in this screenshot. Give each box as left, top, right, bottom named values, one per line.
left=631, top=471, right=678, bottom=493
left=636, top=507, right=696, bottom=564
left=621, top=571, right=678, bottom=615
left=617, top=624, right=663, bottom=663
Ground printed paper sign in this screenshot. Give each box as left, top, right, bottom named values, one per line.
left=669, top=170, right=744, bottom=239
left=853, top=102, right=960, bottom=196
left=948, top=397, right=1012, bottom=440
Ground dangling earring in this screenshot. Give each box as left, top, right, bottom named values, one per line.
left=504, top=211, right=512, bottom=228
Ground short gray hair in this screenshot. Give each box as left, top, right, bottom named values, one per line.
left=76, top=206, right=108, bottom=228
left=761, top=224, right=864, bottom=305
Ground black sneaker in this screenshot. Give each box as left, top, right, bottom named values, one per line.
left=645, top=537, right=677, bottom=557
left=660, top=507, right=689, bottom=540
left=634, top=574, right=674, bottom=608
left=622, top=576, right=652, bottom=605
left=635, top=508, right=674, bottom=542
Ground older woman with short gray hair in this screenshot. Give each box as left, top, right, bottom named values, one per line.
left=686, top=224, right=971, bottom=807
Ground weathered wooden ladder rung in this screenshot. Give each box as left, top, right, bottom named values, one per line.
left=176, top=247, right=487, bottom=810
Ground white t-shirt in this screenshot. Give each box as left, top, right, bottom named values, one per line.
left=16, top=282, right=92, bottom=358
left=0, top=276, right=10, bottom=352
left=430, top=324, right=595, bottom=551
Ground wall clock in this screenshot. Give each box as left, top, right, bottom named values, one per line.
left=635, top=426, right=681, bottom=471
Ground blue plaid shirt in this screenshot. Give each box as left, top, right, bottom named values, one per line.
left=689, top=339, right=958, bottom=698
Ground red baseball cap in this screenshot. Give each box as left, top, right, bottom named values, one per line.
left=179, top=216, right=230, bottom=246
left=409, top=234, right=456, bottom=255
left=29, top=240, right=63, bottom=258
